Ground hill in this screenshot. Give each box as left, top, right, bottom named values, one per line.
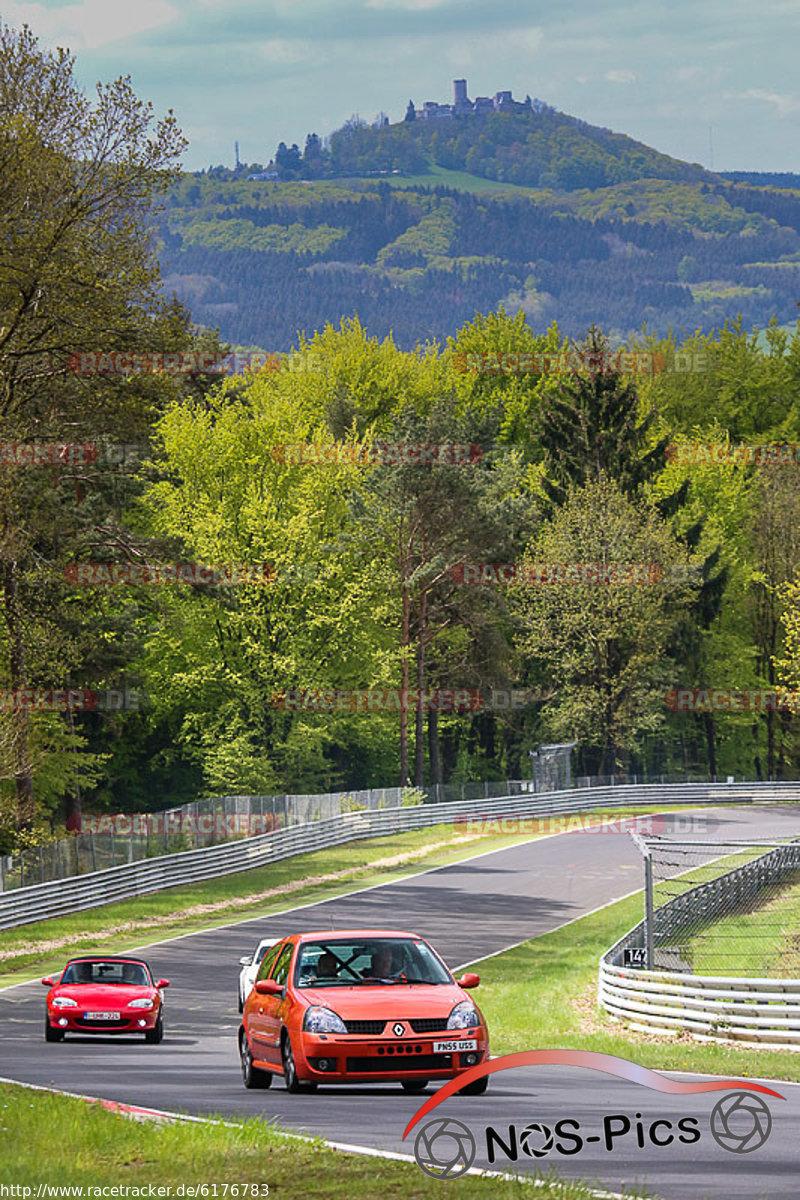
left=155, top=98, right=800, bottom=350
left=266, top=87, right=715, bottom=192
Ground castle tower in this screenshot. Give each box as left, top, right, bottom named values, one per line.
left=453, top=78, right=472, bottom=113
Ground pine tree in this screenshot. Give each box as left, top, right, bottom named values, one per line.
left=538, top=326, right=669, bottom=507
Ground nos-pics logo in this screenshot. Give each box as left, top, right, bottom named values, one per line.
left=406, top=1051, right=782, bottom=1180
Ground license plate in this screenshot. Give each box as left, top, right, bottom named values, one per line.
left=84, top=1012, right=120, bottom=1020
left=433, top=1039, right=477, bottom=1053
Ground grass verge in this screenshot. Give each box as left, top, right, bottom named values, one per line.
left=474, top=892, right=800, bottom=1082
left=686, top=874, right=800, bottom=977
left=0, top=804, right=698, bottom=988
left=0, top=1082, right=620, bottom=1198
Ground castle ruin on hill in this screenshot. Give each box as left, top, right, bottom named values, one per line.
left=409, top=79, right=550, bottom=122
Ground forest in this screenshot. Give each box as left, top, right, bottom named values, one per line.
left=2, top=26, right=800, bottom=852
left=159, top=173, right=800, bottom=349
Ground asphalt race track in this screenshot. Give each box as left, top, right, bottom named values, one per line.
left=2, top=805, right=800, bottom=1199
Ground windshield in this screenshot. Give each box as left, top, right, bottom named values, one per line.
left=61, top=961, right=150, bottom=986
left=295, top=938, right=453, bottom=987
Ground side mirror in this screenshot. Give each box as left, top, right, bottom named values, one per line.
left=239, top=956, right=252, bottom=966
left=457, top=973, right=480, bottom=989
left=156, top=979, right=170, bottom=989
left=255, top=979, right=284, bottom=996
left=41, top=977, right=54, bottom=987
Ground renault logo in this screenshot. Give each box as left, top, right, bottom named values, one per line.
left=392, top=1022, right=405, bottom=1037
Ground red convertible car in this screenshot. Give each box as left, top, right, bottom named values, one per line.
left=42, top=955, right=169, bottom=1043
left=239, top=929, right=489, bottom=1093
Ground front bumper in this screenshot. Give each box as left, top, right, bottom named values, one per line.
left=47, top=1008, right=161, bottom=1034
left=294, top=1027, right=489, bottom=1083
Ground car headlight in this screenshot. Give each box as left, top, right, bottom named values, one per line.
left=51, top=997, right=78, bottom=1008
left=128, top=998, right=155, bottom=1009
left=447, top=1001, right=479, bottom=1029
left=303, top=1006, right=347, bottom=1034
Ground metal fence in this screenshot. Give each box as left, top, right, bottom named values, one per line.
left=637, top=836, right=800, bottom=974
left=0, top=769, right=763, bottom=892
left=599, top=832, right=800, bottom=1047
left=3, top=779, right=800, bottom=929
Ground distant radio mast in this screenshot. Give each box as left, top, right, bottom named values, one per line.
left=235, top=140, right=240, bottom=168
left=708, top=126, right=714, bottom=171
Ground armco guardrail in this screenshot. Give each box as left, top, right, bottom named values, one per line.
left=0, top=771, right=734, bottom=891
left=598, top=963, right=800, bottom=1048
left=599, top=832, right=800, bottom=1047
left=3, top=780, right=800, bottom=930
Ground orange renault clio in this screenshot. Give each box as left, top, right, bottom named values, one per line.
left=239, top=929, right=489, bottom=1094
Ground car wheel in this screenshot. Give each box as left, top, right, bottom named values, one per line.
left=45, top=1018, right=64, bottom=1043
left=144, top=1014, right=164, bottom=1044
left=281, top=1034, right=316, bottom=1093
left=401, top=1080, right=429, bottom=1093
left=240, top=1032, right=271, bottom=1089
left=459, top=1075, right=489, bottom=1095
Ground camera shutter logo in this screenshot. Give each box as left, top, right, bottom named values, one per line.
left=413, top=1117, right=476, bottom=1179
left=520, top=1121, right=555, bottom=1158
left=710, top=1092, right=772, bottom=1153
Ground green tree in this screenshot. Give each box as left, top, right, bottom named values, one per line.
left=537, top=326, right=670, bottom=507
left=0, top=21, right=186, bottom=832
left=349, top=400, right=534, bottom=785
left=513, top=476, right=691, bottom=775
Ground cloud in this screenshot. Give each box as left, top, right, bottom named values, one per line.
left=734, top=87, right=800, bottom=117
left=366, top=0, right=451, bottom=8
left=1, top=0, right=177, bottom=50
left=255, top=38, right=314, bottom=65
left=605, top=69, right=636, bottom=84
left=443, top=24, right=543, bottom=68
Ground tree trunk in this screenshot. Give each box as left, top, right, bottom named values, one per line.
left=64, top=706, right=83, bottom=831
left=399, top=579, right=410, bottom=786
left=765, top=700, right=775, bottom=780
left=428, top=706, right=441, bottom=786
left=1, top=559, right=35, bottom=826
left=414, top=589, right=427, bottom=787
left=702, top=711, right=717, bottom=780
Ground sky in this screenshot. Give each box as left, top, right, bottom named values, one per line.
left=1, top=0, right=798, bottom=173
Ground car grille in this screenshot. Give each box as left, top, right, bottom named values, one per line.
left=346, top=1054, right=452, bottom=1073
left=408, top=1017, right=449, bottom=1033
left=343, top=1017, right=451, bottom=1035
left=344, top=1019, right=385, bottom=1034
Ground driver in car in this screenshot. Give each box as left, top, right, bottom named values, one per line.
left=364, top=944, right=405, bottom=980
